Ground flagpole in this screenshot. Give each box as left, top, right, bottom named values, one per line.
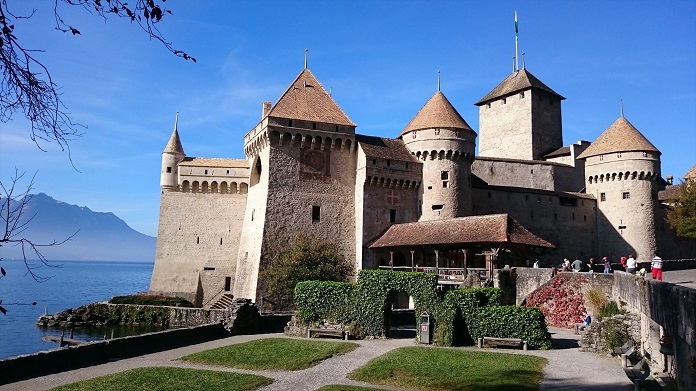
left=514, top=11, right=519, bottom=72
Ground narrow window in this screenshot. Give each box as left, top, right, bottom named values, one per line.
left=617, top=152, right=622, bottom=158
left=600, top=155, right=604, bottom=161
left=502, top=98, right=507, bottom=104
left=413, top=131, right=417, bottom=139
left=251, top=209, right=255, bottom=221
left=441, top=171, right=449, bottom=180
left=405, top=163, right=409, bottom=169
left=572, top=212, right=575, bottom=220
left=584, top=215, right=587, bottom=222
left=622, top=192, right=630, bottom=199
left=196, top=236, right=200, bottom=244
left=205, top=169, right=208, bottom=175
left=224, top=277, right=232, bottom=291
left=288, top=119, right=293, bottom=126
left=335, top=125, right=339, bottom=131
left=372, top=159, right=377, bottom=165
left=643, top=152, right=648, bottom=157
left=554, top=213, right=558, bottom=221
left=432, top=205, right=444, bottom=210
left=312, top=122, right=317, bottom=129
left=487, top=103, right=491, bottom=108
left=530, top=169, right=534, bottom=174
left=312, top=205, right=321, bottom=222
left=442, top=181, right=448, bottom=188
left=488, top=192, right=492, bottom=198
left=386, top=160, right=391, bottom=167
left=166, top=166, right=172, bottom=173
left=389, top=209, right=396, bottom=223
left=226, top=170, right=230, bottom=175
left=525, top=195, right=529, bottom=201
left=520, top=91, right=525, bottom=98
left=220, top=238, right=223, bottom=245
left=435, top=129, right=440, bottom=135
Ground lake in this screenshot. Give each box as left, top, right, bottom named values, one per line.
left=0, top=259, right=154, bottom=360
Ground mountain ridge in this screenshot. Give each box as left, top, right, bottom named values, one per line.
left=0, top=193, right=156, bottom=262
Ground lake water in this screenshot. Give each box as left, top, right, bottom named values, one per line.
left=0, top=260, right=154, bottom=360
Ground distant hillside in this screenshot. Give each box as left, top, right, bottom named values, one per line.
left=0, top=193, right=155, bottom=262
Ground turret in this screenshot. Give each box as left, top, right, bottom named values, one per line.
left=578, top=116, right=661, bottom=260
left=161, top=113, right=185, bottom=190
left=399, top=91, right=476, bottom=220
left=475, top=69, right=565, bottom=160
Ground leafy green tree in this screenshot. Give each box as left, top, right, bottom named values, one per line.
left=666, top=181, right=696, bottom=239
left=262, top=235, right=353, bottom=299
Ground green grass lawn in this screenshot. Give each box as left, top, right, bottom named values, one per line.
left=315, top=386, right=389, bottom=391
left=48, top=367, right=272, bottom=391
left=181, top=337, right=358, bottom=370
left=348, top=346, right=547, bottom=391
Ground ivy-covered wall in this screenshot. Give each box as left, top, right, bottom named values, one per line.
left=294, top=270, right=552, bottom=348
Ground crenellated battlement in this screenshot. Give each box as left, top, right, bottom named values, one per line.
left=412, top=149, right=475, bottom=162
left=365, top=176, right=421, bottom=189
left=588, top=170, right=659, bottom=184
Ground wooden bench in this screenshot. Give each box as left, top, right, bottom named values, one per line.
left=307, top=328, right=349, bottom=340
left=624, top=359, right=650, bottom=391
left=479, top=337, right=527, bottom=351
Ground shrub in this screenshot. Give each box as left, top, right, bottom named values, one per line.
left=525, top=276, right=586, bottom=328
left=262, top=235, right=353, bottom=299
left=599, top=317, right=631, bottom=352
left=598, top=301, right=625, bottom=319
left=585, top=289, right=608, bottom=314
left=466, top=306, right=553, bottom=349
left=109, top=295, right=193, bottom=307
left=294, top=281, right=354, bottom=324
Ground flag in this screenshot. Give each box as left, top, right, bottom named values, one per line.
left=515, top=11, right=518, bottom=37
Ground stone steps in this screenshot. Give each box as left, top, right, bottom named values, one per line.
left=210, top=293, right=235, bottom=309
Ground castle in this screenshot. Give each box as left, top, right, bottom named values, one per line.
left=149, top=62, right=695, bottom=309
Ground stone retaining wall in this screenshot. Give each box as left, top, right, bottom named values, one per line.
left=0, top=323, right=229, bottom=385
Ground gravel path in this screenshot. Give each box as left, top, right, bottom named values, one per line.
left=1, top=328, right=635, bottom=391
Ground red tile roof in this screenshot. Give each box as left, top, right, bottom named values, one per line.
left=475, top=69, right=565, bottom=106
left=368, top=214, right=554, bottom=248
left=267, top=69, right=355, bottom=126
left=577, top=117, right=660, bottom=159
left=398, top=91, right=473, bottom=138
left=356, top=135, right=419, bottom=162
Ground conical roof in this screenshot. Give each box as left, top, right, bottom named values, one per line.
left=267, top=69, right=355, bottom=126
left=475, top=69, right=565, bottom=106
left=398, top=91, right=473, bottom=138
left=163, top=116, right=185, bottom=155
left=577, top=117, right=660, bottom=159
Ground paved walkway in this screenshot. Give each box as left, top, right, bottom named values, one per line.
left=1, top=328, right=634, bottom=391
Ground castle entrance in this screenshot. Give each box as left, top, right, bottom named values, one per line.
left=385, top=291, right=416, bottom=339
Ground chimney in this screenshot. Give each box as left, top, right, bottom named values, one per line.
left=666, top=175, right=673, bottom=185
left=262, top=101, right=271, bottom=118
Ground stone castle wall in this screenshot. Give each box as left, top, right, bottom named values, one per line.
left=150, top=190, right=247, bottom=306
left=585, top=151, right=661, bottom=261
left=478, top=89, right=561, bottom=160
left=472, top=187, right=597, bottom=260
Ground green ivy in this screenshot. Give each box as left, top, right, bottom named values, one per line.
left=466, top=306, right=553, bottom=349
left=293, top=270, right=552, bottom=349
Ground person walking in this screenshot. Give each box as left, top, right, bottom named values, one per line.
left=571, top=258, right=583, bottom=272
left=626, top=255, right=637, bottom=274
left=651, top=253, right=663, bottom=281
left=603, top=257, right=611, bottom=274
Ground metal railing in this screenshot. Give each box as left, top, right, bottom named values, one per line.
left=377, top=266, right=488, bottom=281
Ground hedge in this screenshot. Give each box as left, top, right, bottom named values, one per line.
left=466, top=306, right=553, bottom=349
left=293, top=270, right=553, bottom=348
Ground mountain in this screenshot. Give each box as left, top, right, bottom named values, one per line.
left=0, top=193, right=156, bottom=262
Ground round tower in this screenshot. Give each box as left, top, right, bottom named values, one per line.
left=399, top=91, right=477, bottom=221
left=161, top=113, right=185, bottom=190
left=578, top=116, right=661, bottom=260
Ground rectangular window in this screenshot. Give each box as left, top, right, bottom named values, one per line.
left=413, top=131, right=417, bottom=139
left=442, top=181, right=449, bottom=188
left=622, top=192, right=630, bottom=199
left=405, top=163, right=409, bottom=169
left=224, top=277, right=232, bottom=291
left=600, top=193, right=606, bottom=201
left=372, top=159, right=377, bottom=165
left=599, top=155, right=604, bottom=161
left=390, top=209, right=396, bottom=223
left=204, top=169, right=208, bottom=175
left=166, top=167, right=172, bottom=173
left=560, top=197, right=578, bottom=206
left=387, top=160, right=391, bottom=167
left=312, top=205, right=321, bottom=222
left=435, top=129, right=440, bottom=135
left=441, top=171, right=449, bottom=180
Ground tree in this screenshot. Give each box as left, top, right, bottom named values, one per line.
left=262, top=235, right=353, bottom=299
left=1, top=0, right=192, bottom=314
left=666, top=180, right=696, bottom=239
left=0, top=0, right=194, bottom=151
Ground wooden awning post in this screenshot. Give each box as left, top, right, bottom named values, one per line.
left=434, top=249, right=440, bottom=277
left=462, top=249, right=468, bottom=277
left=389, top=251, right=394, bottom=270
left=410, top=250, right=415, bottom=272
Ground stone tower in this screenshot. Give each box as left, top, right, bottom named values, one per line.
left=475, top=69, right=565, bottom=160
left=578, top=116, right=661, bottom=261
left=233, top=68, right=358, bottom=309
left=160, top=113, right=185, bottom=190
left=399, top=91, right=476, bottom=220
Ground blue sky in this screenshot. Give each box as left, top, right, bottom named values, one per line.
left=1, top=0, right=694, bottom=238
